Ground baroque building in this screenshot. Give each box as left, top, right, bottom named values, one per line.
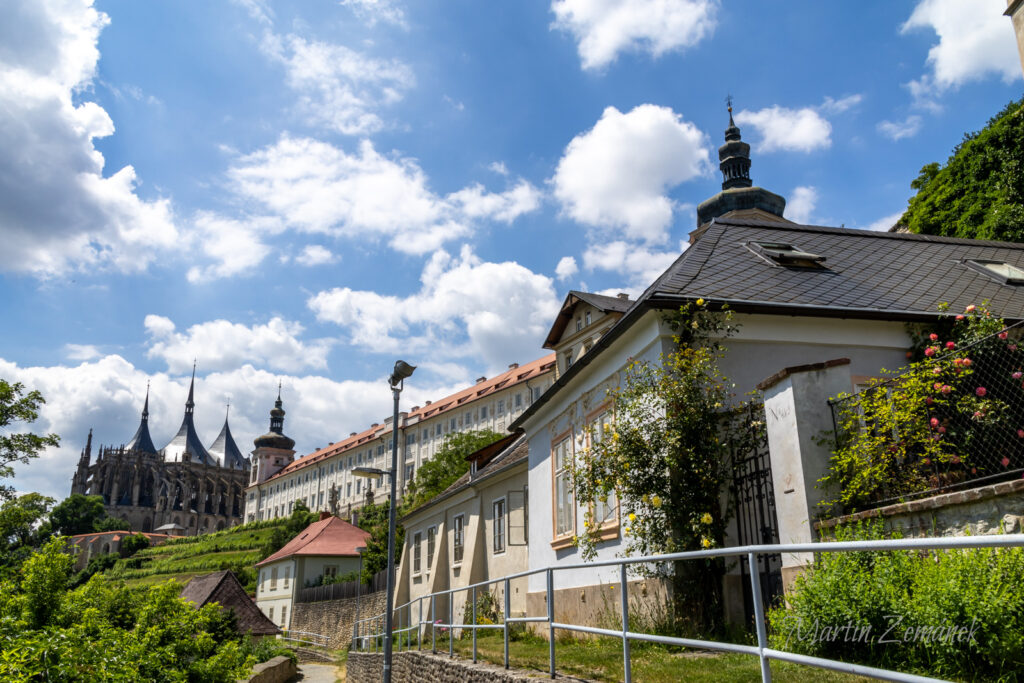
left=70, top=373, right=252, bottom=535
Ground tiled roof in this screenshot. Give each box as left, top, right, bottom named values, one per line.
left=258, top=353, right=555, bottom=484
left=256, top=515, right=371, bottom=566
left=544, top=291, right=633, bottom=348
left=402, top=434, right=529, bottom=521
left=180, top=570, right=280, bottom=636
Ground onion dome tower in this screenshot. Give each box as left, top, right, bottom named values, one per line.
left=162, top=365, right=216, bottom=466
left=125, top=383, right=158, bottom=454
left=251, top=383, right=296, bottom=485
left=208, top=405, right=248, bottom=470
left=696, top=100, right=787, bottom=228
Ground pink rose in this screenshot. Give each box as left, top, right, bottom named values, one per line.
left=1014, top=372, right=1022, bottom=380
left=923, top=458, right=931, bottom=465
left=966, top=305, right=976, bottom=313
left=973, top=411, right=983, bottom=419
left=951, top=455, right=961, bottom=464
left=934, top=382, right=943, bottom=391
left=941, top=385, right=952, bottom=395
left=962, top=358, right=972, bottom=367
left=945, top=341, right=955, bottom=349
left=1002, top=456, right=1011, bottom=468
left=971, top=467, right=978, bottom=475
left=999, top=332, right=1009, bottom=340
left=1017, top=429, right=1024, bottom=438
left=930, top=417, right=939, bottom=428
left=906, top=351, right=913, bottom=359
left=926, top=396, right=934, bottom=405
left=924, top=347, right=936, bottom=357
left=930, top=333, right=939, bottom=341
left=933, top=367, right=942, bottom=375
left=938, top=426, right=946, bottom=434
left=976, top=387, right=987, bottom=397
left=1010, top=345, right=1018, bottom=352
left=956, top=315, right=965, bottom=321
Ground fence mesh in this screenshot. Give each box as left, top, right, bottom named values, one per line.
left=829, top=320, right=1024, bottom=510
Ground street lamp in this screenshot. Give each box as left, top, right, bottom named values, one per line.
left=353, top=545, right=366, bottom=650
left=382, top=360, right=414, bottom=683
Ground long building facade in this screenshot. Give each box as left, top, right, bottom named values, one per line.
left=70, top=374, right=252, bottom=534
left=244, top=355, right=556, bottom=523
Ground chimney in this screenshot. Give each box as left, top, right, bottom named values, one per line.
left=617, top=293, right=629, bottom=300
left=411, top=406, right=420, bottom=411
left=319, top=511, right=331, bottom=521
left=328, top=442, right=334, bottom=446
left=508, top=362, right=519, bottom=370
left=371, top=423, right=379, bottom=428
left=477, top=376, right=487, bottom=383
left=425, top=400, right=432, bottom=405
left=349, top=432, right=356, bottom=437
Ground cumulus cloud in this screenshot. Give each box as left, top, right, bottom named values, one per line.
left=262, top=33, right=414, bottom=136
left=877, top=115, right=923, bottom=141
left=341, top=0, right=407, bottom=27
left=0, top=355, right=461, bottom=500
left=308, top=246, right=560, bottom=372
left=555, top=256, right=579, bottom=281
left=0, top=0, right=179, bottom=277
left=295, top=245, right=338, bottom=267
left=734, top=106, right=832, bottom=153
left=902, top=0, right=1020, bottom=102
left=64, top=344, right=102, bottom=361
left=859, top=211, right=905, bottom=233
left=583, top=241, right=679, bottom=285
left=552, top=105, right=710, bottom=244
left=551, top=0, right=718, bottom=70
left=228, top=136, right=540, bottom=254
left=786, top=186, right=818, bottom=224
left=184, top=213, right=279, bottom=283
left=144, top=315, right=333, bottom=374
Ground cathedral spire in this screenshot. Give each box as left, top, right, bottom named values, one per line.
left=185, top=362, right=196, bottom=414
left=126, top=385, right=158, bottom=454
left=142, top=382, right=150, bottom=420
left=270, top=382, right=286, bottom=435
left=719, top=98, right=752, bottom=190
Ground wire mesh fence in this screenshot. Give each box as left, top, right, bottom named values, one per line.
left=829, top=320, right=1024, bottom=510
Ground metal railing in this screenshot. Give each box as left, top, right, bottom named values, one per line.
left=352, top=534, right=1024, bottom=682
left=279, top=629, right=329, bottom=648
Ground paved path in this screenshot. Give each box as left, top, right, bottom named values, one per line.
left=294, top=662, right=339, bottom=683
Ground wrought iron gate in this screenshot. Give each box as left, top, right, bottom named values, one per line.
left=729, top=403, right=782, bottom=623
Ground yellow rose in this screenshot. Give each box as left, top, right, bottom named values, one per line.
left=651, top=495, right=662, bottom=508
left=628, top=512, right=636, bottom=522
left=701, top=537, right=711, bottom=548
left=701, top=513, right=713, bottom=525
left=696, top=298, right=705, bottom=306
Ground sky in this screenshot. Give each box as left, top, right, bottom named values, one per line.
left=1, top=0, right=1022, bottom=500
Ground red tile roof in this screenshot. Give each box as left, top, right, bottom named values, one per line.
left=254, top=353, right=555, bottom=484
left=256, top=515, right=371, bottom=566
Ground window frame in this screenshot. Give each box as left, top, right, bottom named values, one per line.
left=550, top=430, right=575, bottom=549
left=492, top=497, right=506, bottom=555
left=412, top=531, right=422, bottom=575
left=585, top=405, right=621, bottom=540
left=426, top=525, right=436, bottom=569
left=963, top=259, right=1024, bottom=285
left=452, top=514, right=465, bottom=565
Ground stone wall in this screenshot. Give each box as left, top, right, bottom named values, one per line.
left=816, top=478, right=1024, bottom=537
left=237, top=656, right=296, bottom=683
left=290, top=589, right=387, bottom=649
left=347, top=650, right=590, bottom=682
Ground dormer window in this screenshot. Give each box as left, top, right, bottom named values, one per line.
left=585, top=311, right=592, bottom=326
left=575, top=318, right=583, bottom=332
left=747, top=241, right=826, bottom=269
left=963, top=259, right=1024, bottom=285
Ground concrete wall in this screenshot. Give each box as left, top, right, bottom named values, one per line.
left=1008, top=0, right=1024, bottom=78
left=816, top=478, right=1024, bottom=538
left=290, top=589, right=387, bottom=650
left=237, top=656, right=296, bottom=683
left=347, top=650, right=579, bottom=683
left=524, top=577, right=670, bottom=638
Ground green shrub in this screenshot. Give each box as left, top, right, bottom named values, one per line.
left=769, top=523, right=1024, bottom=680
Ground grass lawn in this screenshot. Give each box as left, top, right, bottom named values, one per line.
left=394, top=630, right=875, bottom=682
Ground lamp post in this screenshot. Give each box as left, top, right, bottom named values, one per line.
left=353, top=545, right=366, bottom=650
left=355, top=360, right=415, bottom=683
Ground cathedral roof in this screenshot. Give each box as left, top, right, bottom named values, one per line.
left=208, top=408, right=248, bottom=470
left=161, top=368, right=217, bottom=467
left=125, top=385, right=157, bottom=454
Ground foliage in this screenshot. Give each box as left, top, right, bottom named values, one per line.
left=402, top=429, right=504, bottom=513
left=570, top=300, right=759, bottom=635
left=118, top=533, right=150, bottom=558
left=355, top=498, right=403, bottom=584
left=50, top=494, right=111, bottom=536
left=0, top=380, right=60, bottom=501
left=258, top=500, right=316, bottom=560
left=0, top=538, right=284, bottom=682
left=821, top=303, right=1017, bottom=511
left=899, top=98, right=1024, bottom=241
left=462, top=589, right=500, bottom=626
left=769, top=523, right=1024, bottom=681
left=0, top=493, right=54, bottom=579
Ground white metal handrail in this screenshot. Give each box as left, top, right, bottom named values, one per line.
left=351, top=534, right=1024, bottom=682
left=279, top=629, right=330, bottom=648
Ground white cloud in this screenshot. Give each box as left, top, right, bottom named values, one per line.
left=860, top=211, right=905, bottom=233
left=144, top=315, right=333, bottom=374
left=341, top=0, right=407, bottom=28
left=734, top=106, right=832, bottom=153
left=0, top=0, right=179, bottom=277
left=583, top=240, right=679, bottom=284
left=64, top=344, right=102, bottom=361
left=555, top=256, right=579, bottom=281
left=785, top=186, right=818, bottom=224
left=902, top=0, right=1021, bottom=101
left=185, top=213, right=278, bottom=283
left=262, top=33, right=413, bottom=135
left=295, top=245, right=338, bottom=267
left=0, top=355, right=462, bottom=500
left=228, top=136, right=539, bottom=254
left=308, top=246, right=560, bottom=372
left=877, top=115, right=923, bottom=141
left=551, top=0, right=718, bottom=71
left=552, top=105, right=710, bottom=244
left=820, top=94, right=863, bottom=114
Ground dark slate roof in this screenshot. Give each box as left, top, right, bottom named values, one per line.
left=125, top=390, right=157, bottom=454
left=180, top=570, right=280, bottom=636
left=544, top=290, right=633, bottom=348
left=208, top=415, right=248, bottom=470
left=512, top=217, right=1024, bottom=431
left=162, top=413, right=216, bottom=466
left=402, top=434, right=528, bottom=521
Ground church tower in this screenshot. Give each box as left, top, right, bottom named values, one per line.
left=250, top=384, right=296, bottom=486
left=696, top=101, right=788, bottom=229
left=70, top=429, right=92, bottom=495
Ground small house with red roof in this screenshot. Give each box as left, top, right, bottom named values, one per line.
left=254, top=512, right=371, bottom=630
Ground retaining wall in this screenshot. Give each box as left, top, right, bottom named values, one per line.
left=347, top=650, right=591, bottom=682
left=290, top=589, right=386, bottom=650
left=237, top=656, right=296, bottom=683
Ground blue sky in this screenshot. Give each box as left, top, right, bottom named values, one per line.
left=2, top=0, right=1021, bottom=499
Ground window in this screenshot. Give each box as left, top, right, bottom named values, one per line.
left=435, top=424, right=442, bottom=436
left=324, top=565, right=338, bottom=579
left=576, top=318, right=583, bottom=332
left=497, top=400, right=505, bottom=414
left=260, top=570, right=266, bottom=593
left=346, top=483, right=352, bottom=497
left=405, top=463, right=414, bottom=481
left=356, top=480, right=361, bottom=494
left=590, top=412, right=618, bottom=527
left=585, top=311, right=592, bottom=326
left=268, top=606, right=274, bottom=622
left=422, top=428, right=429, bottom=440
left=270, top=567, right=278, bottom=590
left=964, top=259, right=1024, bottom=285
left=747, top=241, right=826, bottom=269
left=427, top=526, right=436, bottom=568
left=514, top=393, right=522, bottom=408
left=318, top=491, right=324, bottom=506
left=480, top=405, right=488, bottom=419
left=553, top=437, right=573, bottom=538
left=413, top=532, right=422, bottom=574
left=450, top=418, right=457, bottom=431
left=493, top=499, right=506, bottom=553
left=465, top=411, right=472, bottom=424
left=281, top=605, right=287, bottom=627
left=453, top=514, right=465, bottom=564
left=283, top=567, right=290, bottom=589
left=532, top=387, right=542, bottom=402
left=406, top=433, right=416, bottom=445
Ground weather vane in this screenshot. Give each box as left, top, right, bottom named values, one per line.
left=726, top=93, right=733, bottom=113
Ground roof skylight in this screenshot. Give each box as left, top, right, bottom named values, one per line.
left=747, top=241, right=826, bottom=269
left=963, top=259, right=1024, bottom=285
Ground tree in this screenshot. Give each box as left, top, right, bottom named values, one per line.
left=570, top=301, right=758, bottom=636
left=118, top=533, right=150, bottom=558
left=899, top=97, right=1024, bottom=241
left=0, top=493, right=55, bottom=578
left=402, top=429, right=504, bottom=513
left=0, top=380, right=59, bottom=501
left=354, top=498, right=403, bottom=583
left=49, top=494, right=109, bottom=536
